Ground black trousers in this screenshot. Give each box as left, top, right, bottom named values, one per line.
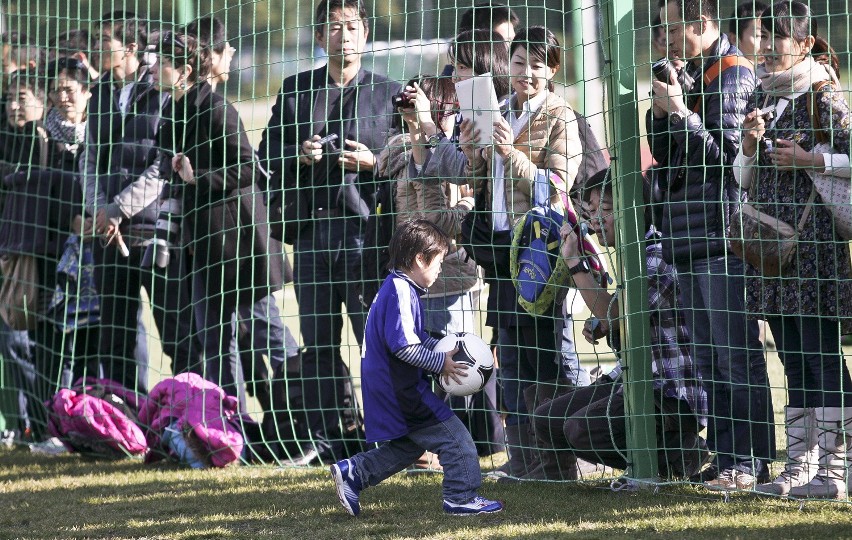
left=94, top=242, right=194, bottom=393
left=534, top=381, right=701, bottom=472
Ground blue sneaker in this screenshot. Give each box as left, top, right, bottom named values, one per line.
left=443, top=496, right=503, bottom=515
left=330, top=458, right=363, bottom=516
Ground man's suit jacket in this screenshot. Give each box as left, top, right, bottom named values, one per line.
left=258, top=65, right=400, bottom=221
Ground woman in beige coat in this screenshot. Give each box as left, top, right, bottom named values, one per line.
left=461, top=26, right=583, bottom=480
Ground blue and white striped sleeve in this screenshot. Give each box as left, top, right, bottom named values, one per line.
left=396, top=344, right=445, bottom=374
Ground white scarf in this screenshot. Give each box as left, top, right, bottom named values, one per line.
left=756, top=56, right=835, bottom=97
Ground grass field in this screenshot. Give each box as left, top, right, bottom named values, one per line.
left=2, top=449, right=852, bottom=539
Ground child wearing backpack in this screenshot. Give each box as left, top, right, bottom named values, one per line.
left=330, top=219, right=503, bottom=516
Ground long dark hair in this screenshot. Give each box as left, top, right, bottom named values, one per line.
left=449, top=29, right=511, bottom=99
left=510, top=26, right=561, bottom=93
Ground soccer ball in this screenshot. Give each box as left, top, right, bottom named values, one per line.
left=433, top=332, right=495, bottom=397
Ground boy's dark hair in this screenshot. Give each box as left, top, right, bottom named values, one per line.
left=156, top=31, right=210, bottom=84
left=46, top=56, right=93, bottom=87
left=186, top=15, right=227, bottom=54
left=50, top=29, right=91, bottom=60
left=449, top=29, right=511, bottom=98
left=388, top=219, right=450, bottom=272
left=457, top=2, right=520, bottom=35
left=728, top=1, right=767, bottom=36
left=315, top=0, right=370, bottom=34
left=659, top=0, right=719, bottom=23
left=6, top=69, right=46, bottom=103
left=510, top=26, right=560, bottom=92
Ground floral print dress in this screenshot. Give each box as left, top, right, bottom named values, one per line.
left=745, top=87, right=852, bottom=333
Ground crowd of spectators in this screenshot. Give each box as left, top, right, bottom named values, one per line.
left=0, top=0, right=851, bottom=504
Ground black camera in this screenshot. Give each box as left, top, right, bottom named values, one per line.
left=391, top=91, right=414, bottom=108
left=317, top=133, right=340, bottom=157
left=652, top=58, right=675, bottom=83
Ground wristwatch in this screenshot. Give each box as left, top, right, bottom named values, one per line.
left=568, top=259, right=591, bottom=276
left=426, top=133, right=444, bottom=148
left=669, top=109, right=689, bottom=125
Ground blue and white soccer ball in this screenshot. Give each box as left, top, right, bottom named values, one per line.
left=433, top=332, right=495, bottom=397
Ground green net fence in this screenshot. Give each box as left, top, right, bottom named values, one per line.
left=1, top=0, right=852, bottom=502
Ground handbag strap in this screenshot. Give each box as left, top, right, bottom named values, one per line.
left=796, top=186, right=817, bottom=232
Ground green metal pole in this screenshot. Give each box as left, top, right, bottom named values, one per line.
left=175, top=0, right=195, bottom=26
left=571, top=0, right=585, bottom=111
left=599, top=0, right=658, bottom=482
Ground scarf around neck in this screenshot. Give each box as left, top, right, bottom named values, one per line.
left=756, top=56, right=834, bottom=97
left=44, top=107, right=87, bottom=156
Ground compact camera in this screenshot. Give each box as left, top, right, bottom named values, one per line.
left=390, top=90, right=414, bottom=109
left=317, top=133, right=340, bottom=157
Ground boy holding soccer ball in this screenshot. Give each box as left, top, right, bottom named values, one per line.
left=331, top=219, right=503, bottom=516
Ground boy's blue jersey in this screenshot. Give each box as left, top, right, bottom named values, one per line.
left=360, top=271, right=453, bottom=443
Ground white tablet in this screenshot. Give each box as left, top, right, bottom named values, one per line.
left=454, top=73, right=501, bottom=146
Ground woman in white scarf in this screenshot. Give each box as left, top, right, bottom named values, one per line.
left=734, top=0, right=852, bottom=500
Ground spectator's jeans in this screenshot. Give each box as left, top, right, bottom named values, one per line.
left=675, top=255, right=775, bottom=474
left=559, top=310, right=589, bottom=387
left=352, top=415, right=481, bottom=504
left=423, top=292, right=476, bottom=336
left=0, top=319, right=36, bottom=435
left=766, top=315, right=852, bottom=409
left=94, top=242, right=194, bottom=393
left=294, top=216, right=366, bottom=457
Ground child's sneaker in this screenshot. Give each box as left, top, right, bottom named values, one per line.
left=330, top=458, right=363, bottom=516
left=29, top=437, right=68, bottom=456
left=443, top=496, right=503, bottom=515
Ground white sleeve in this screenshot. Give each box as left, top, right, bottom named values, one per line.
left=732, top=150, right=757, bottom=189
left=822, top=153, right=852, bottom=179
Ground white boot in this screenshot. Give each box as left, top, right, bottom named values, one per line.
left=755, top=407, right=817, bottom=496
left=789, top=407, right=851, bottom=499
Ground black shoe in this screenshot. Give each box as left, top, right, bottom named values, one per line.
left=677, top=434, right=713, bottom=479
left=690, top=463, right=719, bottom=483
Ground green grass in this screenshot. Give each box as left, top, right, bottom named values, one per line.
left=2, top=449, right=852, bottom=539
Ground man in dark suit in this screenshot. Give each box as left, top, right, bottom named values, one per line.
left=80, top=13, right=194, bottom=392
left=258, top=0, right=400, bottom=463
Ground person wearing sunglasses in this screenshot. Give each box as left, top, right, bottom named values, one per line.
left=155, top=32, right=281, bottom=414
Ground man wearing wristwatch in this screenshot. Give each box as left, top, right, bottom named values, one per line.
left=647, top=0, right=775, bottom=491
left=532, top=168, right=709, bottom=479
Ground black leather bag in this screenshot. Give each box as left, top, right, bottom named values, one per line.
left=268, top=169, right=310, bottom=245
